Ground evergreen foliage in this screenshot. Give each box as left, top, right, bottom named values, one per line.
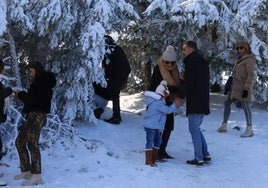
left=2, top=0, right=138, bottom=122
left=126, top=0, right=268, bottom=102
left=0, top=0, right=267, bottom=125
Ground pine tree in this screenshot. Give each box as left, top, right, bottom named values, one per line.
left=1, top=0, right=139, bottom=121
left=126, top=0, right=268, bottom=102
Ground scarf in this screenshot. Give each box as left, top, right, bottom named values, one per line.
left=158, top=57, right=181, bottom=86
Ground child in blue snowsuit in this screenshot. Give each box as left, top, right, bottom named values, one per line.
left=143, top=80, right=181, bottom=166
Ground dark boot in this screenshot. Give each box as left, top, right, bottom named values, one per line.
left=105, top=116, right=121, bottom=124
left=161, top=150, right=174, bottom=159
left=94, top=108, right=104, bottom=119
left=159, top=130, right=173, bottom=159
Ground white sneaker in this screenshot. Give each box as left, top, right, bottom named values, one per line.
left=0, top=179, right=7, bottom=186
left=22, top=174, right=43, bottom=186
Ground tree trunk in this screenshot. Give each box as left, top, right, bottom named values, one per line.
left=145, top=58, right=151, bottom=90
left=7, top=29, right=22, bottom=88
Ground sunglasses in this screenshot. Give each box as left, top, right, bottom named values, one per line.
left=236, top=46, right=245, bottom=50
left=165, top=61, right=176, bottom=65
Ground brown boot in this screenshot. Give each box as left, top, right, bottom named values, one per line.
left=152, top=148, right=159, bottom=166
left=145, top=150, right=153, bottom=166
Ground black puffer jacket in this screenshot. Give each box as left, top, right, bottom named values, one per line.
left=18, top=72, right=56, bottom=114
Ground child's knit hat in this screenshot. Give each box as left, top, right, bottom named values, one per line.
left=155, top=80, right=170, bottom=96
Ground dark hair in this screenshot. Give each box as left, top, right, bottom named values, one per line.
left=29, top=61, right=45, bottom=77
left=105, top=35, right=116, bottom=46
left=184, top=41, right=197, bottom=51
left=0, top=59, right=4, bottom=73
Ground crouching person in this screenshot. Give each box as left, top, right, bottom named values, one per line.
left=14, top=61, right=56, bottom=186
left=143, top=80, right=181, bottom=166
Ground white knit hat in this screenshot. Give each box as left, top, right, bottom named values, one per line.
left=155, top=80, right=170, bottom=96
left=162, top=45, right=177, bottom=62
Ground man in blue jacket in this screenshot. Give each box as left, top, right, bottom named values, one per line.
left=181, top=41, right=211, bottom=166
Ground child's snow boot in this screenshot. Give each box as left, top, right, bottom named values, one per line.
left=145, top=149, right=154, bottom=166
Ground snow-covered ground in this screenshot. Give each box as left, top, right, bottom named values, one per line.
left=1, top=92, right=268, bottom=188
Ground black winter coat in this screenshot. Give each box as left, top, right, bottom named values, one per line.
left=150, top=65, right=178, bottom=131
left=182, top=51, right=210, bottom=116
left=94, top=45, right=131, bottom=100
left=18, top=72, right=56, bottom=114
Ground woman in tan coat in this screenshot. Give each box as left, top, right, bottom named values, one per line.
left=218, top=41, right=256, bottom=137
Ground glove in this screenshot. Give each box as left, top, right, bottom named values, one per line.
left=242, top=90, right=248, bottom=98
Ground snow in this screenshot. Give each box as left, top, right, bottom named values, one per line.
left=0, top=0, right=7, bottom=36
left=1, top=92, right=268, bottom=188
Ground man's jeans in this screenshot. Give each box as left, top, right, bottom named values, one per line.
left=144, top=128, right=162, bottom=150
left=94, top=94, right=108, bottom=109
left=188, top=114, right=210, bottom=161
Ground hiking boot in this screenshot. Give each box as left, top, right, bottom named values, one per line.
left=105, top=116, right=121, bottom=124
left=186, top=159, right=204, bottom=166
left=203, top=156, right=211, bottom=163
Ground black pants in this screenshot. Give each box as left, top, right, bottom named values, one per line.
left=160, top=129, right=171, bottom=151
left=111, top=88, right=121, bottom=118
left=94, top=83, right=124, bottom=119
left=159, top=113, right=174, bottom=151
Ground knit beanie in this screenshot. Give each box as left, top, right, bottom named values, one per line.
left=29, top=61, right=45, bottom=76
left=162, top=45, right=177, bottom=62
left=155, top=80, right=170, bottom=96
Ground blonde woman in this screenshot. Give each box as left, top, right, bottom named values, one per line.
left=150, top=45, right=182, bottom=160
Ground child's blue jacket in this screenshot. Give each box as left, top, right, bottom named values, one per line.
left=143, top=91, right=177, bottom=131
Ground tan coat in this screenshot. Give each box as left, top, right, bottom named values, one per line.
left=230, top=53, right=256, bottom=102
